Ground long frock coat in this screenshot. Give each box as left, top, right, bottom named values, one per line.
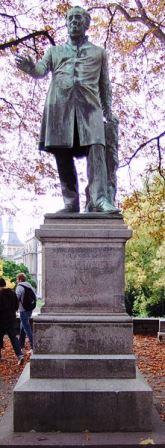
left=29, top=37, right=112, bottom=152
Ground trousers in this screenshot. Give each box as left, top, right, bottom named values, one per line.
left=19, top=310, right=33, bottom=349
left=54, top=144, right=108, bottom=209
left=0, top=323, right=22, bottom=358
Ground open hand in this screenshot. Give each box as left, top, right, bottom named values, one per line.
left=15, top=54, right=34, bottom=74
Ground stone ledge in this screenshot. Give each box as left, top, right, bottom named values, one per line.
left=35, top=228, right=132, bottom=241
left=33, top=314, right=132, bottom=323
left=30, top=354, right=136, bottom=379
left=44, top=212, right=123, bottom=220
left=35, top=214, right=132, bottom=242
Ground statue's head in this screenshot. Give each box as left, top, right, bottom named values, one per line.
left=66, top=6, right=91, bottom=38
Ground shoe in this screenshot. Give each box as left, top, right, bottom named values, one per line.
left=26, top=349, right=33, bottom=355
left=18, top=355, right=24, bottom=366
left=86, top=197, right=120, bottom=214
left=56, top=204, right=80, bottom=213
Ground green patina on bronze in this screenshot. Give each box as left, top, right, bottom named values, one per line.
left=16, top=6, right=119, bottom=213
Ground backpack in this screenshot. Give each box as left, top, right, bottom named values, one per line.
left=21, top=285, right=36, bottom=311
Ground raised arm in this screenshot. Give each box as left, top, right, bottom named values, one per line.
left=15, top=47, right=52, bottom=79
left=99, top=49, right=112, bottom=122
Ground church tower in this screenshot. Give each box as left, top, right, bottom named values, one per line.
left=2, top=216, right=24, bottom=259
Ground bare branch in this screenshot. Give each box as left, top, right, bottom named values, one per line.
left=0, top=12, right=17, bottom=26
left=0, top=30, right=55, bottom=50
left=104, top=7, right=117, bottom=48
left=33, top=36, right=39, bottom=55
left=87, top=4, right=142, bottom=23
left=0, top=97, right=22, bottom=118
left=119, top=131, right=165, bottom=175
left=157, top=137, right=163, bottom=176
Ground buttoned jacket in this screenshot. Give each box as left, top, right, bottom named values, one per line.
left=30, top=37, right=112, bottom=150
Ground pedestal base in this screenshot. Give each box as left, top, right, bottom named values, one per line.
left=13, top=214, right=153, bottom=434
left=14, top=364, right=152, bottom=433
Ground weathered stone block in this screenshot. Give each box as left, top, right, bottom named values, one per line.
left=30, top=353, right=136, bottom=379
left=35, top=215, right=131, bottom=314
left=33, top=314, right=133, bottom=355
left=14, top=365, right=152, bottom=432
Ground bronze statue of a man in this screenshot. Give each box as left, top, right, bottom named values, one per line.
left=16, top=6, right=119, bottom=213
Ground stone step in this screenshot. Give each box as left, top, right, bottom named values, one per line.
left=30, top=353, right=136, bottom=379
left=14, top=364, right=153, bottom=433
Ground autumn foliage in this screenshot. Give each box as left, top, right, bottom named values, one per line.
left=124, top=175, right=165, bottom=317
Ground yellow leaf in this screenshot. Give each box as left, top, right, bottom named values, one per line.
left=0, top=259, right=3, bottom=276
left=140, top=438, right=154, bottom=445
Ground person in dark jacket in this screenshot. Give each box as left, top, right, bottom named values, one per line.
left=0, top=277, right=24, bottom=365
left=16, top=273, right=35, bottom=353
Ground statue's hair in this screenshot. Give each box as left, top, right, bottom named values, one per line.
left=66, top=6, right=91, bottom=30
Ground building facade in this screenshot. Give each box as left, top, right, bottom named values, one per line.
left=1, top=217, right=42, bottom=297
left=2, top=216, right=24, bottom=260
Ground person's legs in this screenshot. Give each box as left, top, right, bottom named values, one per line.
left=19, top=324, right=26, bottom=349
left=20, top=311, right=33, bottom=349
left=0, top=331, right=4, bottom=349
left=86, top=144, right=119, bottom=212
left=54, top=149, right=79, bottom=212
left=6, top=324, right=23, bottom=359
left=0, top=329, right=4, bottom=360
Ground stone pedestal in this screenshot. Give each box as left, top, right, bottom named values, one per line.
left=14, top=214, right=153, bottom=432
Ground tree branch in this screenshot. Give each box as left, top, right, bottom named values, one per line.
left=119, top=131, right=165, bottom=176
left=88, top=3, right=165, bottom=44
left=104, top=7, right=117, bottom=48
left=134, top=0, right=165, bottom=44
left=0, top=30, right=55, bottom=50
left=88, top=4, right=143, bottom=23
left=0, top=97, right=22, bottom=118
left=157, top=136, right=163, bottom=176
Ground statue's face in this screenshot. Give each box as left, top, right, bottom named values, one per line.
left=67, top=9, right=87, bottom=38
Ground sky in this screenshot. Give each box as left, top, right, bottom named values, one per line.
left=1, top=153, right=145, bottom=243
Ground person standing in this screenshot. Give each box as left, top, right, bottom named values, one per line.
left=16, top=273, right=36, bottom=353
left=0, top=277, right=24, bottom=365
